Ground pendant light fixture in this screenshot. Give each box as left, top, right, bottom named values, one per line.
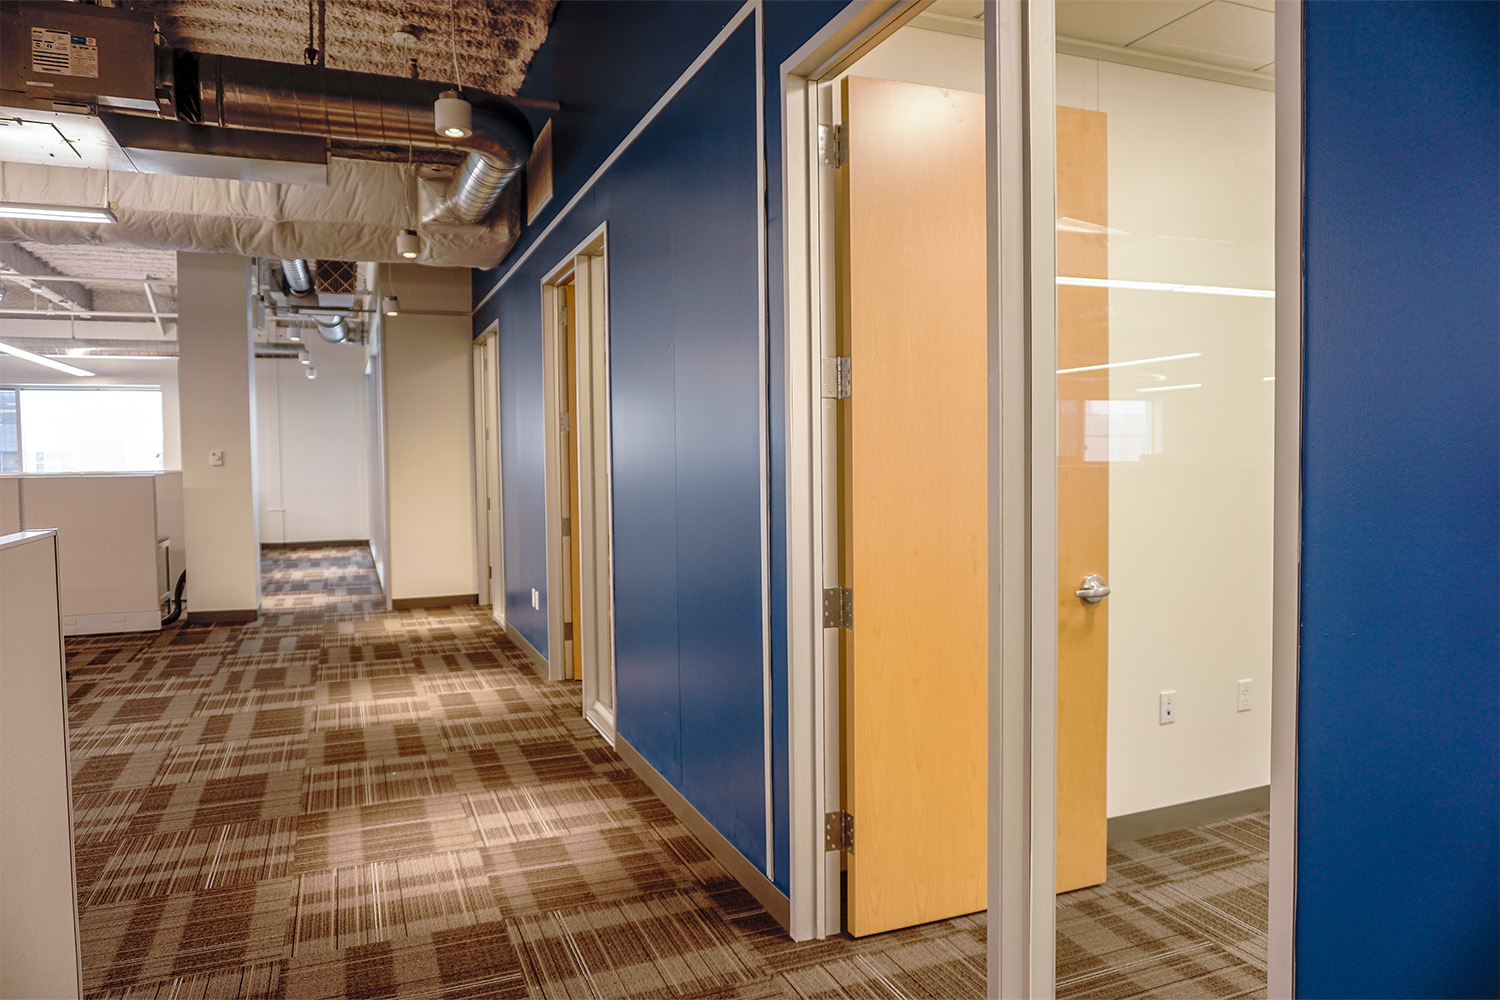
left=382, top=295, right=400, bottom=316
left=396, top=229, right=419, bottom=259
left=434, top=91, right=472, bottom=139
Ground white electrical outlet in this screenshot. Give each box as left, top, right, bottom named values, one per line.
left=1159, top=690, right=1176, bottom=725
left=1237, top=679, right=1252, bottom=713
left=531, top=588, right=540, bottom=610
left=209, top=449, right=225, bottom=467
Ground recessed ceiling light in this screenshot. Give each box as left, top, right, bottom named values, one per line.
left=0, top=201, right=117, bottom=224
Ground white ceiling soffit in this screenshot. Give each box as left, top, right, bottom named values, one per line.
left=0, top=159, right=519, bottom=270
left=919, top=0, right=1274, bottom=90
left=122, top=0, right=556, bottom=99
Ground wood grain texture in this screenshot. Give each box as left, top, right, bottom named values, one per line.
left=840, top=76, right=988, bottom=936
left=1056, top=105, right=1110, bottom=894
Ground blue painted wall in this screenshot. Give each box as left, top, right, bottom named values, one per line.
left=1299, top=3, right=1499, bottom=996
left=476, top=1, right=849, bottom=886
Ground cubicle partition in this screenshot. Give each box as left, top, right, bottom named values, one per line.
left=0, top=529, right=82, bottom=1000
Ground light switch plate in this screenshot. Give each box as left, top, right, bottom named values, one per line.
left=209, top=449, right=225, bottom=467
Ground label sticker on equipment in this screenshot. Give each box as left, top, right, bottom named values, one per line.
left=31, top=28, right=99, bottom=78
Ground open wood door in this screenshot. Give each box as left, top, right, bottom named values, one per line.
left=838, top=75, right=988, bottom=937
left=1055, top=105, right=1110, bottom=894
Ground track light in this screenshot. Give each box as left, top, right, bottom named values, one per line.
left=306, top=366, right=317, bottom=380
left=382, top=295, right=400, bottom=317
left=0, top=200, right=117, bottom=224
left=397, top=229, right=420, bottom=259
left=434, top=90, right=473, bottom=139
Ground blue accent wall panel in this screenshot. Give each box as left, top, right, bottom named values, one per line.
left=1300, top=3, right=1499, bottom=996
left=475, top=0, right=850, bottom=888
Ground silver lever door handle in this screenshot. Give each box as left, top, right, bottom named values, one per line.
left=1076, top=574, right=1110, bottom=603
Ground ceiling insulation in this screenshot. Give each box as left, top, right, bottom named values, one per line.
left=122, top=0, right=556, bottom=98
left=19, top=244, right=178, bottom=282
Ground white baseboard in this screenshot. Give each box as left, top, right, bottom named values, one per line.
left=62, top=610, right=159, bottom=636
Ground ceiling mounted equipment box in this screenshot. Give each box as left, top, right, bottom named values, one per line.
left=0, top=0, right=157, bottom=113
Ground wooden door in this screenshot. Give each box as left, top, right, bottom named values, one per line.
left=563, top=282, right=582, bottom=681
left=1055, top=105, right=1110, bottom=893
left=838, top=75, right=988, bottom=937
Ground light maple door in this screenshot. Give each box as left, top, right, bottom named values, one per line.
left=563, top=282, right=581, bottom=681
left=1055, top=105, right=1110, bottom=894
left=838, top=75, right=988, bottom=937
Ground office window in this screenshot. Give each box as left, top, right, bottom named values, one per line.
left=0, top=389, right=16, bottom=473
left=18, top=388, right=165, bottom=474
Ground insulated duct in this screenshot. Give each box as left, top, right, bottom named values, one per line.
left=176, top=52, right=531, bottom=227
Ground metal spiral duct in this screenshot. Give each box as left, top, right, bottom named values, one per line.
left=178, top=52, right=532, bottom=226
left=281, top=257, right=314, bottom=294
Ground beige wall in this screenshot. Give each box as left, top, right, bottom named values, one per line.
left=380, top=265, right=477, bottom=602
left=849, top=27, right=1276, bottom=817
left=177, top=253, right=260, bottom=616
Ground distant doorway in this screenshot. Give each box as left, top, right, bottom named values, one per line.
left=542, top=227, right=617, bottom=742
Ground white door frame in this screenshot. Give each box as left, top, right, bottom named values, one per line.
left=540, top=223, right=619, bottom=740
left=472, top=331, right=493, bottom=608
left=476, top=323, right=505, bottom=630
left=781, top=2, right=1304, bottom=995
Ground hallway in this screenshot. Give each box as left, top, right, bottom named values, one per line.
left=64, top=545, right=985, bottom=999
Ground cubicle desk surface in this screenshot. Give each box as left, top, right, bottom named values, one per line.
left=60, top=545, right=988, bottom=1000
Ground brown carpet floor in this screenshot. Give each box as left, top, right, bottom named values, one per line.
left=65, top=545, right=983, bottom=999
left=65, top=543, right=1266, bottom=999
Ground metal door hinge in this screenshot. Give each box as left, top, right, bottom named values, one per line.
left=825, top=810, right=854, bottom=852
left=821, top=357, right=851, bottom=399
left=819, top=123, right=847, bottom=167
left=562, top=516, right=571, bottom=537
left=822, top=587, right=853, bottom=629
left=561, top=411, right=570, bottom=434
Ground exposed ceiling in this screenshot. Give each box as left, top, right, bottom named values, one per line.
left=924, top=0, right=1275, bottom=76
left=120, top=0, right=556, bottom=97
left=1, top=0, right=557, bottom=327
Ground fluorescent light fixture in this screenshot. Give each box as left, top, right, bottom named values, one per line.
left=397, top=229, right=420, bottom=259
left=434, top=91, right=473, bottom=139
left=1058, top=276, right=1274, bottom=299
left=1058, top=352, right=1201, bottom=375
left=1137, top=383, right=1202, bottom=393
left=0, top=339, right=96, bottom=376
left=382, top=295, right=400, bottom=317
left=0, top=201, right=117, bottom=224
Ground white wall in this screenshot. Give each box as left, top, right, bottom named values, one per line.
left=0, top=357, right=181, bottom=471
left=255, top=339, right=369, bottom=544
left=177, top=253, right=260, bottom=616
left=366, top=325, right=390, bottom=598
left=850, top=27, right=1275, bottom=817
left=380, top=265, right=477, bottom=603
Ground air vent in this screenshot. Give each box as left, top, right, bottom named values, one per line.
left=315, top=259, right=357, bottom=295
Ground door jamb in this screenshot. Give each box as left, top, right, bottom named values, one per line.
left=472, top=330, right=494, bottom=608
left=541, top=223, right=618, bottom=731
left=780, top=0, right=937, bottom=944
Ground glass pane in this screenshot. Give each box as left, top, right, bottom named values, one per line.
left=19, top=388, right=165, bottom=474
left=1052, top=5, right=1275, bottom=981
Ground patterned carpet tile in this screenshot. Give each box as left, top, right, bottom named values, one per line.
left=508, top=891, right=760, bottom=999
left=65, top=545, right=1270, bottom=1000
left=289, top=850, right=502, bottom=956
